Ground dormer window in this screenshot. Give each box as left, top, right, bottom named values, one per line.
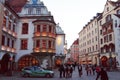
left=28, top=8, right=33, bottom=15
left=36, top=8, right=41, bottom=14
left=107, top=7, right=109, bottom=12
left=106, top=15, right=111, bottom=22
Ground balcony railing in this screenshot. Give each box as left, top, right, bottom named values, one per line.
left=33, top=47, right=55, bottom=53
left=34, top=32, right=56, bottom=38
left=2, top=27, right=17, bottom=38
left=1, top=45, right=16, bottom=53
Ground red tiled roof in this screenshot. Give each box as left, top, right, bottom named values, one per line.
left=73, top=39, right=79, bottom=45
left=8, top=0, right=28, bottom=12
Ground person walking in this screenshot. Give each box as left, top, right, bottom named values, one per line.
left=58, top=64, right=64, bottom=78
left=92, top=65, right=96, bottom=75
left=70, top=65, right=73, bottom=77
left=95, top=65, right=101, bottom=80
left=88, top=65, right=92, bottom=75
left=85, top=65, right=89, bottom=76
left=63, top=64, right=66, bottom=78
left=98, top=68, right=109, bottom=80
left=78, top=64, right=82, bottom=77
left=65, top=64, right=69, bottom=78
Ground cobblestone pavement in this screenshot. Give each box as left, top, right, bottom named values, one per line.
left=0, top=67, right=120, bottom=80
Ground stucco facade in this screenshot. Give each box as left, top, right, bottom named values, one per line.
left=78, top=13, right=100, bottom=65
left=78, top=0, right=120, bottom=69
left=97, top=0, right=120, bottom=69
left=0, top=0, right=66, bottom=72
left=0, top=2, right=4, bottom=50
left=0, top=1, right=18, bottom=73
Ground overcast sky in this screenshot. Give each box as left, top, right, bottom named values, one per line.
left=43, top=0, right=117, bottom=48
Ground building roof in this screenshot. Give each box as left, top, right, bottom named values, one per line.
left=72, top=38, right=79, bottom=45
left=32, top=16, right=55, bottom=24
left=7, top=0, right=27, bottom=12
left=114, top=14, right=120, bottom=18
left=56, top=23, right=65, bottom=35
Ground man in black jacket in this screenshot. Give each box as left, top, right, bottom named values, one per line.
left=97, top=67, right=109, bottom=80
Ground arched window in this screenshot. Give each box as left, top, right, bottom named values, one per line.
left=117, top=9, right=120, bottom=14
left=106, top=15, right=111, bottom=22
left=18, top=55, right=39, bottom=70
left=22, top=23, right=28, bottom=34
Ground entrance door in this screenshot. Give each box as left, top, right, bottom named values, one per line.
left=101, top=56, right=108, bottom=67
left=0, top=54, right=10, bottom=74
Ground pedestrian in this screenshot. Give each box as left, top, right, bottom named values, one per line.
left=97, top=68, right=109, bottom=80
left=58, top=64, right=64, bottom=78
left=72, top=62, right=76, bottom=70
left=88, top=65, right=92, bottom=75
left=92, top=65, right=96, bottom=75
left=78, top=64, right=82, bottom=77
left=65, top=64, right=69, bottom=78
left=70, top=65, right=73, bottom=77
left=85, top=65, right=89, bottom=76
left=67, top=65, right=71, bottom=78
left=63, top=64, right=66, bottom=78
left=95, top=65, right=101, bottom=80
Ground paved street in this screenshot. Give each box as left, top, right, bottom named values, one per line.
left=0, top=67, right=120, bottom=80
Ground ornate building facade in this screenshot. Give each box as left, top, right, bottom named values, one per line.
left=0, top=1, right=18, bottom=73
left=78, top=0, right=120, bottom=69
left=70, top=38, right=79, bottom=63
left=98, top=0, right=120, bottom=69
left=54, top=24, right=66, bottom=67
left=0, top=0, right=66, bottom=73
left=78, top=13, right=100, bottom=65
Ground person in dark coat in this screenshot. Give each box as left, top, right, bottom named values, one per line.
left=70, top=65, right=73, bottom=77
left=78, top=64, right=82, bottom=77
left=97, top=68, right=109, bottom=80
left=58, top=64, right=64, bottom=78
left=85, top=65, right=89, bottom=76
left=92, top=65, right=96, bottom=75
left=95, top=66, right=101, bottom=80
left=65, top=65, right=69, bottom=78
left=63, top=64, right=66, bottom=78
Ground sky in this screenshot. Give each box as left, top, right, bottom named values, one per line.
left=42, top=0, right=117, bottom=48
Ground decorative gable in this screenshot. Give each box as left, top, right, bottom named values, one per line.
left=103, top=1, right=116, bottom=16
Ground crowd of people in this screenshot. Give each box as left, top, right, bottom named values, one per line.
left=58, top=63, right=109, bottom=80
left=58, top=64, right=73, bottom=78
